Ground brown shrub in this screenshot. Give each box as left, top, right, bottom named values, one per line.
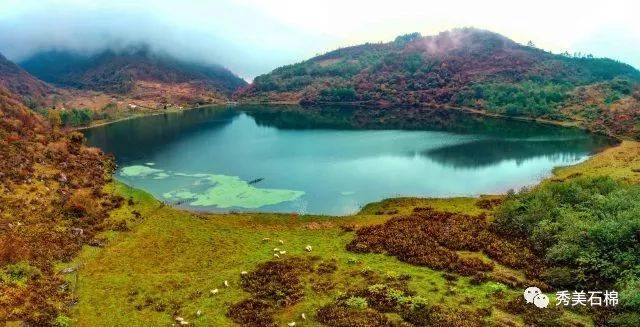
left=311, top=278, right=335, bottom=293
left=0, top=278, right=70, bottom=325
left=0, top=123, right=113, bottom=324
left=105, top=195, right=124, bottom=209
left=317, top=260, right=338, bottom=274
left=497, top=296, right=563, bottom=326
left=65, top=188, right=101, bottom=218
left=469, top=272, right=490, bottom=285
left=475, top=198, right=503, bottom=209
left=454, top=257, right=495, bottom=276
left=316, top=303, right=392, bottom=327
left=340, top=224, right=357, bottom=232
left=412, top=206, right=432, bottom=212
left=401, top=304, right=488, bottom=327
left=110, top=219, right=130, bottom=232
left=352, top=284, right=404, bottom=313
left=227, top=299, right=276, bottom=327
left=240, top=257, right=312, bottom=307
left=44, top=140, right=69, bottom=160
left=483, top=238, right=540, bottom=272
left=0, top=233, right=31, bottom=266
left=347, top=209, right=545, bottom=278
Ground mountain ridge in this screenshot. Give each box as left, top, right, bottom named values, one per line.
left=20, top=47, right=247, bottom=95
left=237, top=28, right=640, bottom=138
left=0, top=48, right=249, bottom=127
left=18, top=47, right=247, bottom=110
left=0, top=53, right=54, bottom=108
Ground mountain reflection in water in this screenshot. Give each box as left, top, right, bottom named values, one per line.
left=84, top=105, right=615, bottom=215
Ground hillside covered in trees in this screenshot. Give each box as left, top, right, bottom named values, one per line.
left=21, top=47, right=247, bottom=96
left=20, top=47, right=247, bottom=108
left=0, top=53, right=54, bottom=109
left=237, top=28, right=640, bottom=138
left=0, top=48, right=249, bottom=128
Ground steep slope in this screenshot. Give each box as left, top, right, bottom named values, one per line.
left=0, top=62, right=119, bottom=325
left=238, top=28, right=640, bottom=138
left=0, top=85, right=43, bottom=136
left=0, top=53, right=54, bottom=108
left=21, top=47, right=247, bottom=105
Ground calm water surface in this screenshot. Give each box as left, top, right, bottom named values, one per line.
left=84, top=106, right=614, bottom=215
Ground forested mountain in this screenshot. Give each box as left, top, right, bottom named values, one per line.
left=21, top=47, right=247, bottom=105
left=238, top=28, right=640, bottom=138
left=0, top=53, right=54, bottom=108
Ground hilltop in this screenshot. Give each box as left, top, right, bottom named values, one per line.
left=237, top=28, right=640, bottom=138
left=21, top=47, right=247, bottom=107
left=0, top=53, right=54, bottom=108
left=0, top=48, right=248, bottom=128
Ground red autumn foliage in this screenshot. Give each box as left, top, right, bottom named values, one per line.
left=0, top=84, right=119, bottom=325
left=316, top=303, right=392, bottom=327
left=227, top=299, right=276, bottom=327
left=317, top=272, right=489, bottom=327
left=240, top=257, right=314, bottom=307
left=347, top=208, right=544, bottom=280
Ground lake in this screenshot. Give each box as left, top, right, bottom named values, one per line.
left=84, top=105, right=614, bottom=215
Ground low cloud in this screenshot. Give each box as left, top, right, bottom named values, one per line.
left=0, top=0, right=638, bottom=81
left=0, top=1, right=335, bottom=80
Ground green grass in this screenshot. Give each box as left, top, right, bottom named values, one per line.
left=552, top=140, right=640, bottom=183
left=61, top=139, right=640, bottom=327
left=63, top=182, right=528, bottom=326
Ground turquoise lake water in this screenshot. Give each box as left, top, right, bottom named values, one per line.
left=84, top=106, right=614, bottom=215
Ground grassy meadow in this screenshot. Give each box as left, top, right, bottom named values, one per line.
left=61, top=141, right=640, bottom=326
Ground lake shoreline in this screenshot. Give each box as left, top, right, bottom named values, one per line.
left=237, top=101, right=624, bottom=141
left=73, top=103, right=232, bottom=131
left=77, top=101, right=624, bottom=144
left=90, top=105, right=618, bottom=216
left=74, top=119, right=640, bottom=326
left=109, top=143, right=621, bottom=218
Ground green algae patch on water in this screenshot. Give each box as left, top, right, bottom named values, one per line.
left=120, top=165, right=163, bottom=177
left=152, top=172, right=170, bottom=180
left=164, top=173, right=305, bottom=208
left=162, top=189, right=197, bottom=200
left=118, top=165, right=305, bottom=209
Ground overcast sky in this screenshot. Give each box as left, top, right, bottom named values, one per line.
left=0, top=0, right=638, bottom=80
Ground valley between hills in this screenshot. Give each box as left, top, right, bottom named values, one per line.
left=1, top=28, right=640, bottom=326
